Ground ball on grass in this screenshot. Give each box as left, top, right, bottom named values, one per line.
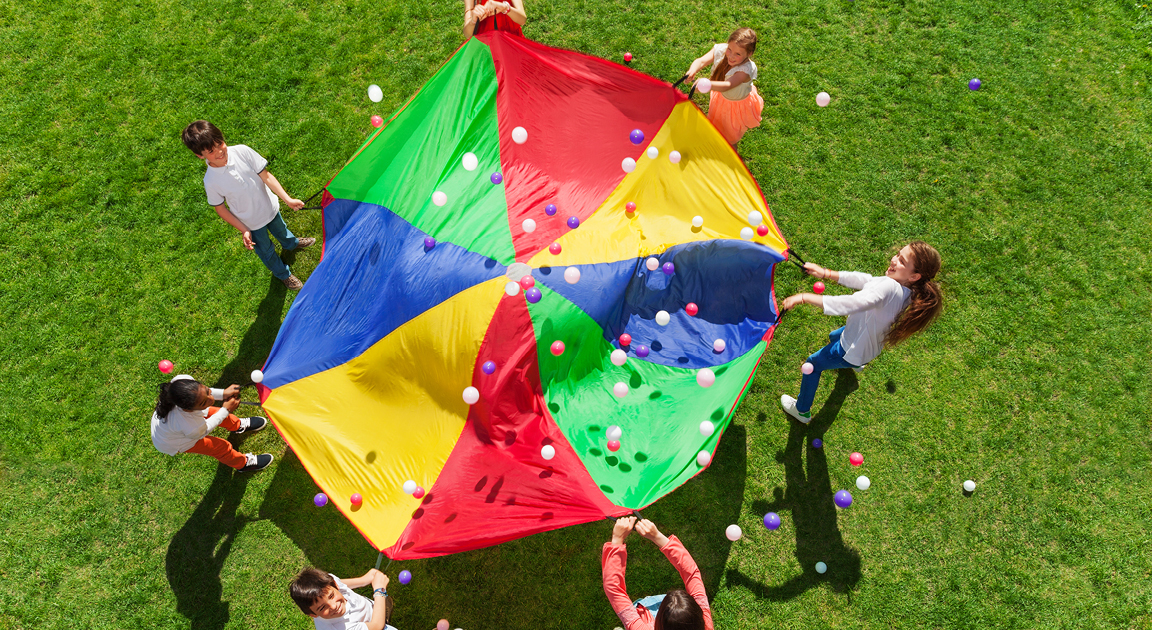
left=815, top=562, right=827, bottom=574
left=849, top=452, right=863, bottom=466
left=158, top=359, right=174, bottom=374
left=856, top=476, right=871, bottom=490
left=624, top=52, right=633, bottom=63
left=812, top=438, right=823, bottom=449
left=813, top=281, right=825, bottom=294
left=370, top=115, right=383, bottom=128
left=816, top=92, right=831, bottom=107
left=725, top=524, right=742, bottom=541
left=968, top=78, right=981, bottom=91
left=313, top=493, right=328, bottom=507
left=764, top=512, right=781, bottom=530
left=398, top=570, right=412, bottom=585
left=437, top=620, right=450, bottom=630
left=963, top=479, right=976, bottom=492
left=368, top=84, right=383, bottom=102
left=834, top=490, right=853, bottom=508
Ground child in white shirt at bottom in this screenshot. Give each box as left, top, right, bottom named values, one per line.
left=290, top=568, right=396, bottom=630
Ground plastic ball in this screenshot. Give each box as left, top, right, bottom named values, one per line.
left=748, top=210, right=763, bottom=225
left=566, top=216, right=580, bottom=229
left=849, top=452, right=863, bottom=466
left=713, top=339, right=726, bottom=353
left=629, top=129, right=644, bottom=145
left=645, top=257, right=659, bottom=271
left=740, top=227, right=754, bottom=240
left=669, top=150, right=682, bottom=163
left=618, top=334, right=632, bottom=347
left=490, top=172, right=503, bottom=184
left=624, top=52, right=633, bottom=63
left=368, top=84, right=383, bottom=102
left=764, top=512, right=781, bottom=530
left=968, top=78, right=981, bottom=91
left=519, top=275, right=535, bottom=290
left=398, top=570, right=412, bottom=585
left=606, top=425, right=623, bottom=440
left=963, top=479, right=976, bottom=492
left=541, top=444, right=556, bottom=460
left=462, top=152, right=478, bottom=171
left=691, top=215, right=703, bottom=228
left=462, top=386, right=480, bottom=405
left=613, top=382, right=628, bottom=397
left=158, top=359, right=174, bottom=374
left=625, top=201, right=637, bottom=212
left=816, top=91, right=831, bottom=107
left=403, top=480, right=417, bottom=494
left=437, top=620, right=450, bottom=630
left=432, top=191, right=447, bottom=206
left=525, top=287, right=542, bottom=303
left=646, top=146, right=659, bottom=159
left=725, top=524, right=742, bottom=541
left=815, top=562, right=827, bottom=574
left=685, top=303, right=698, bottom=316
left=564, top=267, right=581, bottom=284
left=812, top=438, right=823, bottom=449
left=512, top=126, right=528, bottom=144
left=834, top=490, right=853, bottom=508
left=350, top=493, right=363, bottom=506
left=801, top=362, right=815, bottom=375
left=610, top=349, right=627, bottom=366
left=549, top=242, right=562, bottom=255
left=696, top=450, right=711, bottom=467
left=756, top=224, right=770, bottom=237
left=504, top=281, right=520, bottom=296
left=424, top=236, right=436, bottom=250
left=370, top=115, right=383, bottom=128
left=606, top=440, right=621, bottom=452
left=313, top=493, right=328, bottom=507
left=413, top=486, right=425, bottom=499
left=621, top=157, right=637, bottom=173
left=545, top=203, right=557, bottom=215
left=856, top=476, right=871, bottom=490
left=550, top=341, right=565, bottom=356
left=662, top=262, right=675, bottom=275
left=655, top=310, right=670, bottom=326
left=482, top=361, right=496, bottom=375
left=522, top=218, right=537, bottom=233
left=251, top=369, right=264, bottom=383
left=635, top=345, right=650, bottom=358
left=813, top=281, right=825, bottom=294
left=696, top=368, right=716, bottom=388
left=696, top=78, right=712, bottom=93
left=699, top=420, right=714, bottom=437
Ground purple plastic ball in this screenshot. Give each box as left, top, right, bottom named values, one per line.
left=491, top=172, right=503, bottom=184
left=662, top=262, right=675, bottom=275
left=812, top=438, right=823, bottom=449
left=968, top=78, right=981, bottom=91
left=423, top=237, right=436, bottom=249
left=482, top=360, right=496, bottom=374
left=525, top=287, right=542, bottom=303
left=567, top=216, right=580, bottom=229
left=763, top=512, right=781, bottom=530
left=834, top=490, right=853, bottom=508
left=545, top=204, right=558, bottom=216
left=629, top=129, right=645, bottom=145
left=313, top=493, right=328, bottom=507
left=398, top=570, right=412, bottom=585
left=635, top=344, right=650, bottom=358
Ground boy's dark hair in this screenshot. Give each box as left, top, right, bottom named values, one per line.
left=290, top=568, right=336, bottom=615
left=182, top=120, right=225, bottom=155
left=155, top=378, right=202, bottom=420
left=654, top=589, right=705, bottom=630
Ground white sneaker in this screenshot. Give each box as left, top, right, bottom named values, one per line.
left=780, top=395, right=812, bottom=424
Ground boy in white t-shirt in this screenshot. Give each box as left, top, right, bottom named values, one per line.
left=290, top=567, right=397, bottom=630
left=182, top=120, right=315, bottom=290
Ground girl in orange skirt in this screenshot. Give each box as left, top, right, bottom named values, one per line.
left=683, top=28, right=764, bottom=151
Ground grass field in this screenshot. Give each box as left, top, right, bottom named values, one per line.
left=2, top=0, right=1151, bottom=628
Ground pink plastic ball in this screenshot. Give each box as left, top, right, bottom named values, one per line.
left=625, top=201, right=637, bottom=212
left=370, top=115, right=383, bottom=128
left=685, top=303, right=698, bottom=316
left=413, top=486, right=426, bottom=499
left=850, top=452, right=863, bottom=467
left=549, top=242, right=562, bottom=255
left=519, top=275, right=535, bottom=290
left=158, top=359, right=174, bottom=374
left=437, top=621, right=450, bottom=630
left=550, top=340, right=565, bottom=356
left=813, top=281, right=826, bottom=294
left=350, top=493, right=363, bottom=506
left=607, top=440, right=621, bottom=452
left=624, top=52, right=633, bottom=63
left=801, top=362, right=815, bottom=375
left=618, top=334, right=632, bottom=347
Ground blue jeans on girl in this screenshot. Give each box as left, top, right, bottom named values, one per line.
left=797, top=326, right=859, bottom=414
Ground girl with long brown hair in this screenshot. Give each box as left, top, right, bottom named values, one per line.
left=778, top=242, right=943, bottom=422
left=682, top=27, right=764, bottom=151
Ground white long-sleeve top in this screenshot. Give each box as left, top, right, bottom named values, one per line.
left=821, top=271, right=911, bottom=367
left=150, top=375, right=230, bottom=455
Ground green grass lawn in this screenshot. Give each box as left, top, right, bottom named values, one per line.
left=2, top=0, right=1151, bottom=628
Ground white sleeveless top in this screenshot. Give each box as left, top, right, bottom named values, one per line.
left=712, top=43, right=758, bottom=101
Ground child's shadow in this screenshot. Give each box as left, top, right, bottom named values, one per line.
left=213, top=276, right=286, bottom=390
left=730, top=369, right=862, bottom=599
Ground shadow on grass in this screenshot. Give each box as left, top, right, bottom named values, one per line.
left=255, top=425, right=747, bottom=630
left=735, top=369, right=862, bottom=600
left=212, top=276, right=286, bottom=391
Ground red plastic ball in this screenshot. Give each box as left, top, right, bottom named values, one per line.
left=350, top=493, right=363, bottom=506
left=370, top=115, right=383, bottom=128
left=623, top=52, right=633, bottom=63
left=549, top=242, right=562, bottom=255
left=519, top=275, right=535, bottom=290
left=756, top=224, right=769, bottom=237
left=849, top=452, right=863, bottom=467
left=550, top=340, right=565, bottom=356
left=625, top=201, right=637, bottom=212
left=813, top=281, right=825, bottom=294
left=158, top=359, right=174, bottom=374
left=685, top=303, right=699, bottom=316
left=413, top=486, right=426, bottom=499
left=607, top=440, right=621, bottom=452
left=619, top=334, right=632, bottom=347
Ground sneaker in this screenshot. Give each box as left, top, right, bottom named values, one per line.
left=294, top=237, right=316, bottom=250
left=240, top=453, right=274, bottom=473
left=282, top=275, right=303, bottom=290
left=234, top=416, right=268, bottom=434
left=780, top=395, right=812, bottom=424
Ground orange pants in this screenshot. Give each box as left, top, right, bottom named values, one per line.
left=183, top=408, right=246, bottom=469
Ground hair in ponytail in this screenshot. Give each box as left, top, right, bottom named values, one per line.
left=710, top=27, right=758, bottom=83
left=155, top=378, right=202, bottom=420
left=886, top=241, right=942, bottom=347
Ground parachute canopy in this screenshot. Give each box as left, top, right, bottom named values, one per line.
left=258, top=32, right=789, bottom=559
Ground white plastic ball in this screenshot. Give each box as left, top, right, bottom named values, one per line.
left=696, top=450, right=711, bottom=467
left=646, top=146, right=659, bottom=159
left=606, top=425, right=623, bottom=440
left=432, top=191, right=447, bottom=207
left=816, top=92, right=831, bottom=107
left=368, top=84, right=383, bottom=102
left=402, top=480, right=417, bottom=494
left=696, top=78, right=712, bottom=93
left=655, top=310, right=670, bottom=326
left=250, top=369, right=264, bottom=384
left=622, top=157, right=637, bottom=173
left=963, top=480, right=976, bottom=492
left=541, top=445, right=556, bottom=460
left=669, top=150, right=682, bottom=164
left=747, top=210, right=763, bottom=226
left=613, top=382, right=628, bottom=397
left=564, top=267, right=581, bottom=284
left=462, top=386, right=480, bottom=405
left=610, top=349, right=627, bottom=366
left=646, top=257, right=660, bottom=271
left=512, top=126, right=528, bottom=144
left=856, top=476, right=871, bottom=490
left=713, top=339, right=726, bottom=352
left=522, top=219, right=536, bottom=233
left=801, top=362, right=814, bottom=375
left=699, top=420, right=715, bottom=437
left=696, top=368, right=716, bottom=388
left=691, top=215, right=703, bottom=228
left=815, top=561, right=828, bottom=574
left=462, top=152, right=479, bottom=171
left=725, top=524, right=742, bottom=541
left=740, top=227, right=754, bottom=240
left=504, top=281, right=520, bottom=296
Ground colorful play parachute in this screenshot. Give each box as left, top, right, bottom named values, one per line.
left=258, top=32, right=789, bottom=559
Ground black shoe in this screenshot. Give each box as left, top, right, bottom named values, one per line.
left=239, top=453, right=274, bottom=473
left=234, top=416, right=268, bottom=434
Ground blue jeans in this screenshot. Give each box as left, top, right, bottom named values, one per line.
left=633, top=594, right=665, bottom=616
left=250, top=212, right=298, bottom=280
left=797, top=327, right=858, bottom=414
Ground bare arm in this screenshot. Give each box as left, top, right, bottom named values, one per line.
left=213, top=204, right=255, bottom=250
left=258, top=170, right=304, bottom=210
left=708, top=70, right=751, bottom=92
left=365, top=571, right=390, bottom=630
left=463, top=0, right=479, bottom=37
left=503, top=0, right=527, bottom=25
left=341, top=568, right=379, bottom=589
left=683, top=50, right=716, bottom=80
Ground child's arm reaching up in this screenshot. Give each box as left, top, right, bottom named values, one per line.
left=683, top=49, right=716, bottom=80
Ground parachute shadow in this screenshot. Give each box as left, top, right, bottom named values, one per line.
left=212, top=276, right=287, bottom=390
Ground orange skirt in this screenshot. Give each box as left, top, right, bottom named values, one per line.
left=708, top=84, right=764, bottom=144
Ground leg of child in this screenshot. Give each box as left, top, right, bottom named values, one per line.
left=184, top=435, right=247, bottom=469
left=263, top=211, right=299, bottom=251
left=205, top=406, right=243, bottom=432
left=250, top=222, right=293, bottom=280
left=796, top=327, right=855, bottom=414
